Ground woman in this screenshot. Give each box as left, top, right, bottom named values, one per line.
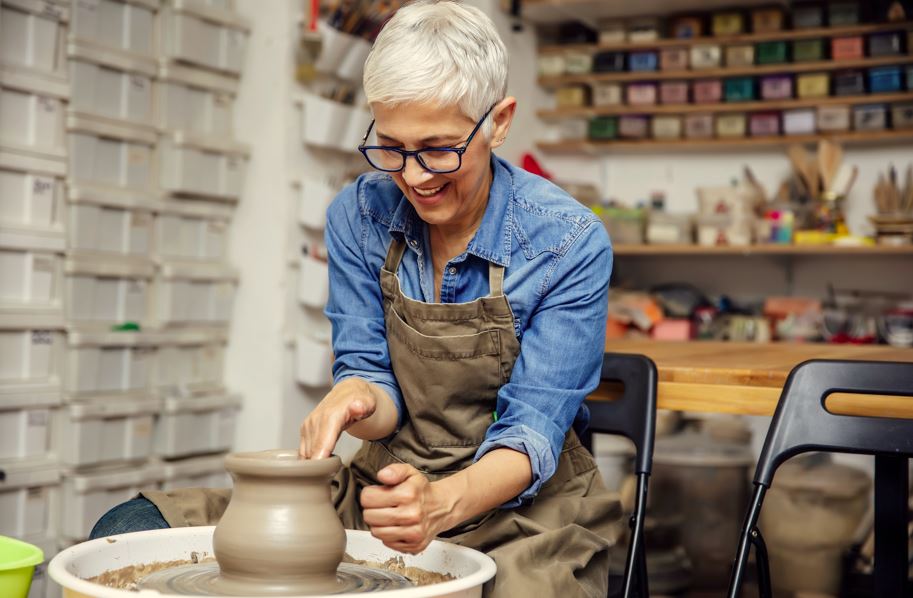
left=91, top=2, right=620, bottom=595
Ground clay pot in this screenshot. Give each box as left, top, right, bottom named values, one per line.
left=213, top=450, right=345, bottom=595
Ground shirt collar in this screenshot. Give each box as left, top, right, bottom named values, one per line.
left=388, top=155, right=513, bottom=267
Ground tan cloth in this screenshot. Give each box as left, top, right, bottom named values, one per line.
left=144, top=238, right=621, bottom=597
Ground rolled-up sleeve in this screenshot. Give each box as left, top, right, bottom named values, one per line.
left=324, top=183, right=404, bottom=425
left=475, top=220, right=612, bottom=507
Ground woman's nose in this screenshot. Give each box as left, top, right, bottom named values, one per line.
left=401, top=155, right=434, bottom=187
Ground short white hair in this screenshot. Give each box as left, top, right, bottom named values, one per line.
left=363, top=0, right=508, bottom=138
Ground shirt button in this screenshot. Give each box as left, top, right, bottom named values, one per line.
left=409, top=239, right=418, bottom=247
left=448, top=267, right=457, bottom=274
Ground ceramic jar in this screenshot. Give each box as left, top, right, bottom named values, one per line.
left=213, top=450, right=345, bottom=595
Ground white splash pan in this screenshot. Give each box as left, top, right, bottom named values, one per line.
left=49, top=527, right=496, bottom=598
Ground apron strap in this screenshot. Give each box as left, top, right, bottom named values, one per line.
left=383, top=238, right=407, bottom=273
left=488, top=262, right=506, bottom=297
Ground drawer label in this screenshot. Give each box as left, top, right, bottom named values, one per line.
left=31, top=330, right=53, bottom=345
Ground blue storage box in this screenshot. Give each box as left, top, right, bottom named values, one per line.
left=868, top=66, right=902, bottom=94
left=628, top=51, right=658, bottom=72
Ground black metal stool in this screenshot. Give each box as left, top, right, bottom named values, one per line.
left=727, top=359, right=913, bottom=598
left=582, top=353, right=658, bottom=598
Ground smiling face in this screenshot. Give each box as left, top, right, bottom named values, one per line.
left=371, top=101, right=510, bottom=232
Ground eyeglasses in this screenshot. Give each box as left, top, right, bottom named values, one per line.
left=358, top=104, right=495, bottom=174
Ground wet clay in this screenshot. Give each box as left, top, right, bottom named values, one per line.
left=88, top=554, right=215, bottom=590
left=211, top=450, right=347, bottom=595
left=343, top=555, right=455, bottom=587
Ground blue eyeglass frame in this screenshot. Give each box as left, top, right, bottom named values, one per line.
left=358, top=104, right=496, bottom=174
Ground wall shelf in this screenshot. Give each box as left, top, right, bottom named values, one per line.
left=540, top=57, right=913, bottom=87
left=540, top=91, right=913, bottom=118
left=613, top=243, right=913, bottom=256
left=537, top=129, right=913, bottom=153
left=539, top=21, right=913, bottom=54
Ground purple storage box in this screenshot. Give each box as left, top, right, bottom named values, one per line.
left=750, top=112, right=781, bottom=136
left=619, top=115, right=650, bottom=139
left=761, top=75, right=793, bottom=100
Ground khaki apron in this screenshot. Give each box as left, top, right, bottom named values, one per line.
left=144, top=239, right=621, bottom=597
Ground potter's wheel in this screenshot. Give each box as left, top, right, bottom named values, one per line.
left=138, top=561, right=413, bottom=595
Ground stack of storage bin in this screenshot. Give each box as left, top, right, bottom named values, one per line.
left=0, top=0, right=71, bottom=584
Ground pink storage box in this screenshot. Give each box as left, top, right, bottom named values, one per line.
left=626, top=83, right=658, bottom=106
left=660, top=81, right=689, bottom=104
left=693, top=79, right=723, bottom=104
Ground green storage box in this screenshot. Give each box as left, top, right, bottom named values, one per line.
left=588, top=116, right=618, bottom=140
left=792, top=39, right=825, bottom=62
left=828, top=2, right=859, bottom=26
left=756, top=41, right=788, bottom=65
left=724, top=77, right=755, bottom=102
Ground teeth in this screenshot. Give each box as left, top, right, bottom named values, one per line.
left=414, top=184, right=444, bottom=197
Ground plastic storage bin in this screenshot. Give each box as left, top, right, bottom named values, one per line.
left=67, top=115, right=157, bottom=195
left=154, top=262, right=237, bottom=326
left=0, top=320, right=64, bottom=397
left=313, top=20, right=371, bottom=82
left=0, top=0, right=69, bottom=80
left=155, top=200, right=232, bottom=262
left=159, top=0, right=250, bottom=75
left=296, top=93, right=364, bottom=152
left=64, top=256, right=154, bottom=327
left=69, top=0, right=157, bottom=59
left=66, top=188, right=154, bottom=260
left=159, top=132, right=249, bottom=200
left=159, top=452, right=230, bottom=491
left=0, top=68, right=67, bottom=159
left=294, top=178, right=335, bottom=231
left=24, top=534, right=57, bottom=598
left=154, top=394, right=240, bottom=458
left=0, top=392, right=58, bottom=461
left=68, top=41, right=156, bottom=128
left=156, top=61, right=238, bottom=138
left=647, top=212, right=693, bottom=244
left=156, top=328, right=227, bottom=398
left=0, top=148, right=65, bottom=236
left=0, top=227, right=64, bottom=319
left=295, top=334, right=333, bottom=387
left=64, top=330, right=156, bottom=400
left=784, top=108, right=817, bottom=135
left=0, top=460, right=59, bottom=538
left=298, top=252, right=329, bottom=308
left=60, top=462, right=162, bottom=540
left=58, top=396, right=159, bottom=468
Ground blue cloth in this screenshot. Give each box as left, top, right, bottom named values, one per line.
left=325, top=155, right=613, bottom=506
left=89, top=497, right=170, bottom=539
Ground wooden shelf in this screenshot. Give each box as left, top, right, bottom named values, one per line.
left=612, top=243, right=913, bottom=256
left=540, top=56, right=913, bottom=87
left=513, top=0, right=776, bottom=24
left=539, top=91, right=913, bottom=118
left=536, top=129, right=913, bottom=153
left=539, top=21, right=913, bottom=54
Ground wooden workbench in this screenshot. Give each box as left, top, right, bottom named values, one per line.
left=595, top=340, right=913, bottom=418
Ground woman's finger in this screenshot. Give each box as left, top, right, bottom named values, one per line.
left=362, top=505, right=421, bottom=527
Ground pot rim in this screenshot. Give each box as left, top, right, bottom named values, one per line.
left=225, top=450, right=341, bottom=477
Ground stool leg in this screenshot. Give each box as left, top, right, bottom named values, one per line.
left=622, top=473, right=649, bottom=598
left=728, top=485, right=767, bottom=598
left=750, top=528, right=772, bottom=598
left=874, top=455, right=909, bottom=598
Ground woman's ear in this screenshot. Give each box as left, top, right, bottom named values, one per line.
left=490, top=97, right=517, bottom=149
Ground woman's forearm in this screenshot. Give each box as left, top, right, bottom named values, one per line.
left=432, top=448, right=533, bottom=530
left=343, top=378, right=400, bottom=440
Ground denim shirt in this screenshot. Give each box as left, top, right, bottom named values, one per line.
left=324, top=155, right=613, bottom=506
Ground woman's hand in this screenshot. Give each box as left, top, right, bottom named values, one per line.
left=299, top=378, right=397, bottom=459
left=360, top=464, right=455, bottom=554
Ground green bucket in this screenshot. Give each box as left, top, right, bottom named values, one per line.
left=0, top=536, right=44, bottom=598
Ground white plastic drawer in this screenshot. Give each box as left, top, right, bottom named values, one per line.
left=159, top=452, right=229, bottom=491
left=156, top=329, right=226, bottom=397
left=159, top=133, right=248, bottom=200
left=0, top=393, right=58, bottom=461
left=297, top=252, right=329, bottom=308
left=60, top=462, right=162, bottom=540
left=59, top=396, right=159, bottom=467
left=67, top=115, right=157, bottom=193
left=0, top=228, right=65, bottom=318
left=154, top=394, right=239, bottom=459
left=157, top=62, right=237, bottom=137
left=70, top=0, right=158, bottom=59
left=0, top=324, right=64, bottom=395
left=0, top=0, right=69, bottom=79
left=64, top=257, right=154, bottom=327
left=67, top=194, right=154, bottom=259
left=159, top=1, right=249, bottom=75
left=25, top=534, right=58, bottom=598
left=0, top=69, right=67, bottom=158
left=295, top=334, right=333, bottom=388
left=64, top=330, right=157, bottom=399
left=294, top=178, right=335, bottom=231
left=155, top=262, right=237, bottom=326
left=68, top=42, right=156, bottom=128
left=155, top=202, right=231, bottom=262
left=0, top=460, right=59, bottom=539
left=0, top=148, right=66, bottom=235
